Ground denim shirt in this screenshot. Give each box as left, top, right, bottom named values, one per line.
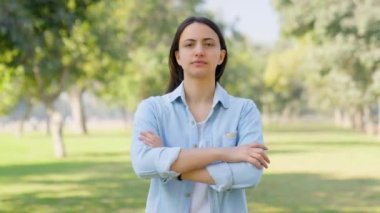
left=131, top=82, right=264, bottom=213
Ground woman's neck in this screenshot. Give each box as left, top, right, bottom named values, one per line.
left=183, top=79, right=215, bottom=105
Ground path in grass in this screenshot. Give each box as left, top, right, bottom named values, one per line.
left=0, top=124, right=379, bottom=212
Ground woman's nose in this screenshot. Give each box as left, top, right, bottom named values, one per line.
left=194, top=44, right=204, bottom=56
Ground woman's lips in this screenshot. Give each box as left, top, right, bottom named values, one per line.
left=191, top=60, right=207, bottom=66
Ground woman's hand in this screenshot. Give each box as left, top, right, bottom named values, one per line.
left=139, top=131, right=162, bottom=148
left=225, top=143, right=270, bottom=169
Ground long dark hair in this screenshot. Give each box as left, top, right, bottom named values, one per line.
left=166, top=16, right=228, bottom=93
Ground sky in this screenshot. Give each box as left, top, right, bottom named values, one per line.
left=201, top=0, right=280, bottom=46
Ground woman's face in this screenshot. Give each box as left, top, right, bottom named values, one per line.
left=175, top=22, right=226, bottom=81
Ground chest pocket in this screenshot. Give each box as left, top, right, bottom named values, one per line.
left=221, top=132, right=238, bottom=147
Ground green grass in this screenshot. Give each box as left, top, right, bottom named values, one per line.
left=0, top=124, right=379, bottom=212
left=249, top=123, right=380, bottom=212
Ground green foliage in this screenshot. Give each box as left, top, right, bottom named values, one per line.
left=0, top=0, right=101, bottom=107
left=274, top=0, right=380, bottom=121
left=102, top=45, right=169, bottom=111
left=222, top=37, right=267, bottom=107
left=93, top=0, right=205, bottom=110
left=1, top=0, right=269, bottom=114
left=263, top=42, right=307, bottom=115
left=0, top=65, right=24, bottom=114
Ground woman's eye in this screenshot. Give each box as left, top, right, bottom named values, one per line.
left=205, top=43, right=214, bottom=47
left=184, top=43, right=193, bottom=47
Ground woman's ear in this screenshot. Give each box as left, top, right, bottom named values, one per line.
left=175, top=51, right=181, bottom=66
left=218, top=49, right=226, bottom=65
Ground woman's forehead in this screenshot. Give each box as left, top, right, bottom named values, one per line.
left=180, top=22, right=219, bottom=42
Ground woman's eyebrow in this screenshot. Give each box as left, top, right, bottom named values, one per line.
left=183, top=38, right=216, bottom=42
left=203, top=38, right=215, bottom=42
left=183, top=39, right=196, bottom=42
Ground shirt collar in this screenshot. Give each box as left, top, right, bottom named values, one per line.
left=213, top=83, right=230, bottom=109
left=168, top=81, right=230, bottom=109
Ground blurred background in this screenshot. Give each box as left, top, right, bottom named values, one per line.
left=0, top=0, right=379, bottom=212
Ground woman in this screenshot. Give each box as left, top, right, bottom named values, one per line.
left=131, top=16, right=269, bottom=213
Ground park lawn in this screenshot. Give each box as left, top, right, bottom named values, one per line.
left=0, top=124, right=379, bottom=212
left=248, top=123, right=380, bottom=212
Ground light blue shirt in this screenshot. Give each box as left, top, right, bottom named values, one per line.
left=131, top=82, right=264, bottom=213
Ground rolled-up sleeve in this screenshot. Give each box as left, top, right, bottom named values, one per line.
left=131, top=98, right=181, bottom=181
left=208, top=100, right=264, bottom=192
left=206, top=162, right=233, bottom=191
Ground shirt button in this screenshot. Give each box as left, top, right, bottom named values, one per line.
left=193, top=144, right=198, bottom=148
left=191, top=120, right=196, bottom=125
left=185, top=192, right=191, bottom=197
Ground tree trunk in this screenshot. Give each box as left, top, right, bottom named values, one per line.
left=17, top=100, right=32, bottom=138
left=353, top=108, right=364, bottom=131
left=334, top=108, right=343, bottom=127
left=342, top=110, right=352, bottom=128
left=69, top=87, right=87, bottom=134
left=46, top=116, right=50, bottom=136
left=47, top=104, right=66, bottom=158
left=281, top=106, right=291, bottom=123
left=363, top=106, right=374, bottom=135
left=377, top=99, right=380, bottom=135
left=120, top=106, right=128, bottom=129
left=261, top=105, right=270, bottom=125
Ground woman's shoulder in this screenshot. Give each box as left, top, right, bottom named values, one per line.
left=137, top=95, right=169, bottom=112
left=227, top=96, right=261, bottom=122
left=228, top=95, right=258, bottom=109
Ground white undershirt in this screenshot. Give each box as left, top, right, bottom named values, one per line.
left=190, top=121, right=210, bottom=213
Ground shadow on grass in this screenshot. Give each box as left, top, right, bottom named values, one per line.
left=267, top=140, right=380, bottom=156
left=0, top=160, right=149, bottom=213
left=247, top=172, right=380, bottom=212
left=264, top=124, right=352, bottom=133
left=2, top=163, right=380, bottom=212
left=268, top=149, right=313, bottom=155
left=265, top=131, right=379, bottom=157
left=67, top=151, right=129, bottom=158
left=64, top=132, right=128, bottom=139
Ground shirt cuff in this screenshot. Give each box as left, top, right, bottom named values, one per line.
left=206, top=162, right=233, bottom=191
left=155, top=147, right=181, bottom=182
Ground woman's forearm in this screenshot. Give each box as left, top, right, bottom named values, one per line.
left=181, top=168, right=214, bottom=185
left=170, top=148, right=225, bottom=173
left=170, top=143, right=269, bottom=173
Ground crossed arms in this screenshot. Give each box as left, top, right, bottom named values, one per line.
left=131, top=98, right=270, bottom=191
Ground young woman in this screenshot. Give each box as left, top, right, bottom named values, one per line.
left=131, top=16, right=269, bottom=213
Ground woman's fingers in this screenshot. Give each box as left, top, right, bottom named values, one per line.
left=251, top=151, right=269, bottom=169
left=249, top=143, right=268, bottom=150
left=247, top=157, right=263, bottom=169
left=244, top=146, right=270, bottom=169
left=138, top=134, right=151, bottom=144
left=140, top=132, right=156, bottom=142
left=256, top=148, right=270, bottom=164
left=139, top=131, right=162, bottom=147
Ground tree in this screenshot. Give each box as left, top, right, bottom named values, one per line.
left=62, top=0, right=128, bottom=134
left=274, top=0, right=380, bottom=132
left=94, top=0, right=204, bottom=114
left=0, top=51, right=24, bottom=115
left=0, top=0, right=207, bottom=157
left=0, top=0, right=100, bottom=157
left=263, top=42, right=307, bottom=121
left=221, top=36, right=267, bottom=110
